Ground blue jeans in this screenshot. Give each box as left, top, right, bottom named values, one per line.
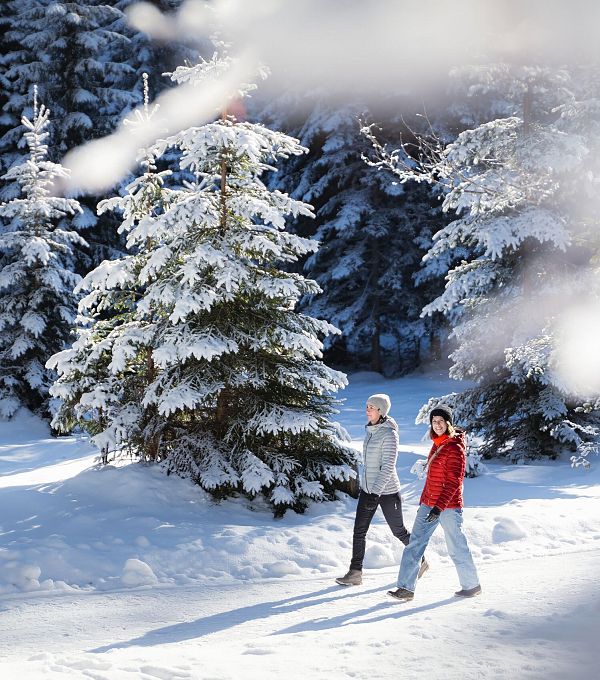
left=397, top=504, right=479, bottom=592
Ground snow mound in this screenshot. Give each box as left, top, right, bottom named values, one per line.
left=364, top=544, right=394, bottom=568
left=264, top=560, right=301, bottom=577
left=6, top=563, right=41, bottom=592
left=492, top=517, right=527, bottom=543
left=121, top=558, right=159, bottom=587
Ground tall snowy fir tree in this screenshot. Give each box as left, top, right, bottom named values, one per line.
left=0, top=0, right=140, bottom=264
left=49, top=57, right=356, bottom=513
left=0, top=94, right=85, bottom=418
left=371, top=64, right=600, bottom=461
left=256, top=96, right=445, bottom=375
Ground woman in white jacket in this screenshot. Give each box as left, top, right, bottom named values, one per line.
left=336, top=394, right=428, bottom=586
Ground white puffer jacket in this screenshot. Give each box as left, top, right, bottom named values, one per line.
left=359, top=417, right=401, bottom=495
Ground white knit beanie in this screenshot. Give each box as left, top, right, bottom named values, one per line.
left=367, top=393, right=391, bottom=417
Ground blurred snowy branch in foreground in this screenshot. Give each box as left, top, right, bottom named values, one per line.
left=59, top=0, right=600, bottom=194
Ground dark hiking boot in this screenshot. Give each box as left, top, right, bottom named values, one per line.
left=454, top=585, right=482, bottom=598
left=335, top=569, right=362, bottom=586
left=418, top=557, right=429, bottom=579
left=387, top=587, right=414, bottom=601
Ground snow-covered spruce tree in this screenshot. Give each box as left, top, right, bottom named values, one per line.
left=255, top=96, right=444, bottom=375
left=0, top=0, right=139, bottom=265
left=0, top=95, right=85, bottom=418
left=373, top=64, right=600, bottom=461
left=49, top=57, right=355, bottom=513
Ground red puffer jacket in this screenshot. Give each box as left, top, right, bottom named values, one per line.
left=420, top=430, right=466, bottom=510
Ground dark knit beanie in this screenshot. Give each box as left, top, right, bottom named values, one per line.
left=429, top=404, right=453, bottom=425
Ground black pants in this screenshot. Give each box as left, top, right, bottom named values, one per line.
left=350, top=490, right=411, bottom=571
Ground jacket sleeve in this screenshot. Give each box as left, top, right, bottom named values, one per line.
left=434, top=442, right=464, bottom=510
left=370, top=427, right=399, bottom=496
left=357, top=446, right=366, bottom=491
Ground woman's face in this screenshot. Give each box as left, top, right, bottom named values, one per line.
left=431, top=415, right=448, bottom=436
left=366, top=403, right=380, bottom=424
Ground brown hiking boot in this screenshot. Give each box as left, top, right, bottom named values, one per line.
left=454, top=585, right=482, bottom=598
left=335, top=569, right=362, bottom=586
left=387, top=587, right=414, bottom=601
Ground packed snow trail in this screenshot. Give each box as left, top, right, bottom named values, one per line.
left=2, top=372, right=599, bottom=678
left=1, top=549, right=598, bottom=680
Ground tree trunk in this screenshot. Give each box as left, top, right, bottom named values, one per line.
left=523, top=82, right=533, bottom=135
left=220, top=111, right=228, bottom=233
left=215, top=388, right=232, bottom=438
left=369, top=242, right=382, bottom=373
left=430, top=330, right=442, bottom=362
left=220, top=152, right=227, bottom=232
left=371, top=300, right=382, bottom=374
left=144, top=350, right=161, bottom=462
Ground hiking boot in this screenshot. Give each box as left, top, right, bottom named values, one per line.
left=454, top=585, right=482, bottom=598
left=335, top=569, right=362, bottom=586
left=418, top=557, right=429, bottom=579
left=387, top=587, right=414, bottom=601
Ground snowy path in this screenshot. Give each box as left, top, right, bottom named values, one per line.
left=2, top=548, right=598, bottom=680
left=2, top=374, right=599, bottom=679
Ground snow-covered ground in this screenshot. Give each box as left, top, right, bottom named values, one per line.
left=1, top=368, right=599, bottom=679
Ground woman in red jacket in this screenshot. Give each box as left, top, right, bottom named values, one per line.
left=387, top=405, right=481, bottom=602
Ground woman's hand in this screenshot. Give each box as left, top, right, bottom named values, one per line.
left=425, top=506, right=441, bottom=523
left=364, top=492, right=380, bottom=511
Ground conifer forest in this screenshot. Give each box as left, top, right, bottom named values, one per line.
left=1, top=0, right=599, bottom=511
